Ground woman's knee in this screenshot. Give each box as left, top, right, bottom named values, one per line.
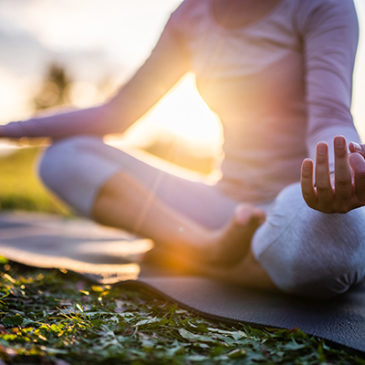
left=38, top=136, right=100, bottom=189
left=37, top=136, right=117, bottom=215
left=252, top=183, right=365, bottom=298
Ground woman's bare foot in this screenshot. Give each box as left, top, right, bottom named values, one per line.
left=144, top=204, right=268, bottom=280
left=205, top=204, right=266, bottom=266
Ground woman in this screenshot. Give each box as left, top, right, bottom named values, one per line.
left=0, top=0, right=364, bottom=297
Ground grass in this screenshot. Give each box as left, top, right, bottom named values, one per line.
left=0, top=147, right=364, bottom=364
left=1, top=260, right=364, bottom=365
left=0, top=146, right=69, bottom=214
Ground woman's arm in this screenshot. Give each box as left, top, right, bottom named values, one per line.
left=299, top=0, right=360, bottom=174
left=0, top=8, right=190, bottom=139
left=298, top=0, right=362, bottom=212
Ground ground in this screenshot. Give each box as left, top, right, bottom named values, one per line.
left=0, top=147, right=364, bottom=364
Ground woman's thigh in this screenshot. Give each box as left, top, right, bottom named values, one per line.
left=38, top=136, right=239, bottom=229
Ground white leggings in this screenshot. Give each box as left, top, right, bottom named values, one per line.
left=38, top=136, right=365, bottom=298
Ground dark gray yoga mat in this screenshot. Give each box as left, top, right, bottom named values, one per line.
left=0, top=212, right=364, bottom=353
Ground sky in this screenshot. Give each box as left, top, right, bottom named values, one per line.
left=0, top=0, right=364, bottom=155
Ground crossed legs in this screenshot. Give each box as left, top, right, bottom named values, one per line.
left=91, top=170, right=265, bottom=264
left=38, top=136, right=273, bottom=288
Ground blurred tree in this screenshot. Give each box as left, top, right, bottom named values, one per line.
left=33, top=63, right=72, bottom=111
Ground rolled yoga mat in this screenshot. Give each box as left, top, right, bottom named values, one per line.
left=0, top=212, right=364, bottom=353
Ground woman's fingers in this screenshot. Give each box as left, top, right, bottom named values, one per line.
left=349, top=152, right=365, bottom=203
left=334, top=136, right=352, bottom=204
left=349, top=141, right=365, bottom=156
left=315, top=142, right=333, bottom=207
left=302, top=138, right=365, bottom=213
left=301, top=158, right=317, bottom=207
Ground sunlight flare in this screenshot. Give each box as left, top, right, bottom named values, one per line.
left=113, top=73, right=223, bottom=156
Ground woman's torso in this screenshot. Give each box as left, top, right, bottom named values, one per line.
left=174, top=0, right=310, bottom=202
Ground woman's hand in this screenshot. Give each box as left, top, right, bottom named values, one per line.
left=301, top=136, right=365, bottom=213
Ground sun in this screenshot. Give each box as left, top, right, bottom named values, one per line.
left=110, top=73, right=223, bottom=157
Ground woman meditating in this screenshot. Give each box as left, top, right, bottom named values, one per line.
left=1, top=0, right=364, bottom=297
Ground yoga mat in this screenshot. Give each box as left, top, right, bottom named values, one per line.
left=0, top=212, right=364, bottom=354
